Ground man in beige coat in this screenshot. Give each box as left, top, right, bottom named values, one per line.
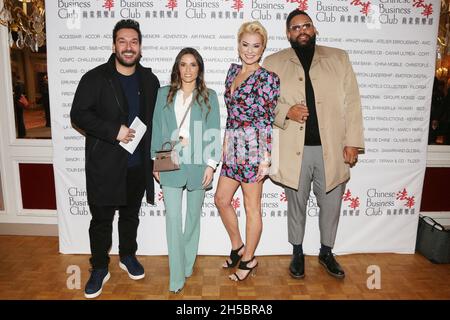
left=263, top=9, right=364, bottom=279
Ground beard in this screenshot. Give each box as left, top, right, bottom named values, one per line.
left=115, top=50, right=141, bottom=67
left=289, top=33, right=316, bottom=49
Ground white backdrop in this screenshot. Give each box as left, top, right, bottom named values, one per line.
left=47, top=0, right=440, bottom=255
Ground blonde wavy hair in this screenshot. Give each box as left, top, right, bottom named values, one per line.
left=237, top=21, right=268, bottom=51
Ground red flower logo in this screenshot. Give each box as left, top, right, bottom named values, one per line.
left=396, top=188, right=415, bottom=208
left=350, top=197, right=360, bottom=209
left=342, top=189, right=360, bottom=209
left=405, top=196, right=415, bottom=209
left=166, top=0, right=177, bottom=10
left=280, top=192, right=287, bottom=202
left=350, top=0, right=371, bottom=16
left=396, top=188, right=408, bottom=201
left=102, top=0, right=114, bottom=10
left=413, top=0, right=433, bottom=17
left=232, top=0, right=244, bottom=12
left=158, top=191, right=164, bottom=202
left=286, top=0, right=309, bottom=11
left=342, top=189, right=352, bottom=202
left=231, top=197, right=241, bottom=209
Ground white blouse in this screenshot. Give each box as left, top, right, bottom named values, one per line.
left=174, top=90, right=192, bottom=139
left=174, top=90, right=217, bottom=169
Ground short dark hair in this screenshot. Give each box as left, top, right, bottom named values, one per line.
left=113, top=19, right=142, bottom=44
left=286, top=9, right=312, bottom=29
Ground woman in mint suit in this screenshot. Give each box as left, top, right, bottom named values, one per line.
left=151, top=47, right=221, bottom=293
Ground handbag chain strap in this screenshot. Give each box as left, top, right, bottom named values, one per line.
left=171, top=99, right=193, bottom=145
left=161, top=99, right=194, bottom=149
left=177, top=101, right=193, bottom=133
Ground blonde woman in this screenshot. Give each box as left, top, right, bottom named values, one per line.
left=215, top=22, right=280, bottom=281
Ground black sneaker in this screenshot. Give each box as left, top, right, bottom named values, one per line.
left=84, top=268, right=110, bottom=299
left=119, top=255, right=145, bottom=280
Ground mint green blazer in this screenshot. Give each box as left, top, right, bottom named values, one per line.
left=151, top=86, right=221, bottom=190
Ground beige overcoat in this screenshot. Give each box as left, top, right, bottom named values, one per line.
left=263, top=46, right=365, bottom=192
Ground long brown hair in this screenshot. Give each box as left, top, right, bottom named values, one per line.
left=166, top=47, right=211, bottom=115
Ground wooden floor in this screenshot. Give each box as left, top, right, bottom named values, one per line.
left=0, top=235, right=449, bottom=300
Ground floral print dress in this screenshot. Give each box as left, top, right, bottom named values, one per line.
left=220, top=63, right=280, bottom=183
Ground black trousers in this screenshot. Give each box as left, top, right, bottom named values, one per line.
left=88, top=164, right=145, bottom=269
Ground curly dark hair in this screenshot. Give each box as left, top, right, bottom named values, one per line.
left=113, top=19, right=142, bottom=44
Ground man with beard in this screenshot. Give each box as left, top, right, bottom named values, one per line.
left=70, top=19, right=160, bottom=298
left=263, top=10, right=364, bottom=279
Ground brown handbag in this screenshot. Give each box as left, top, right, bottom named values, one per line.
left=154, top=141, right=180, bottom=172
left=153, top=100, right=192, bottom=172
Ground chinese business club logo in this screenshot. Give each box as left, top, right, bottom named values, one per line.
left=231, top=0, right=244, bottom=12
left=261, top=192, right=286, bottom=218
left=256, top=192, right=287, bottom=218
left=146, top=191, right=165, bottom=217
left=350, top=0, right=371, bottom=16
left=101, top=0, right=115, bottom=10
left=157, top=191, right=164, bottom=203
left=364, top=187, right=416, bottom=217
left=231, top=197, right=244, bottom=217
left=166, top=0, right=178, bottom=10
left=412, top=0, right=433, bottom=17
left=93, top=0, right=177, bottom=20
left=305, top=0, right=435, bottom=26
left=286, top=0, right=309, bottom=11
left=396, top=188, right=415, bottom=209
left=231, top=197, right=241, bottom=210
left=185, top=0, right=243, bottom=19
left=343, top=189, right=361, bottom=209
left=68, top=187, right=89, bottom=216
left=342, top=189, right=361, bottom=216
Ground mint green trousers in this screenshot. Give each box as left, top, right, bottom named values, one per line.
left=162, top=186, right=205, bottom=292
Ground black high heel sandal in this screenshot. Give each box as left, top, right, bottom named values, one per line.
left=170, top=286, right=183, bottom=294
left=230, top=257, right=258, bottom=281
left=223, top=243, right=245, bottom=269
